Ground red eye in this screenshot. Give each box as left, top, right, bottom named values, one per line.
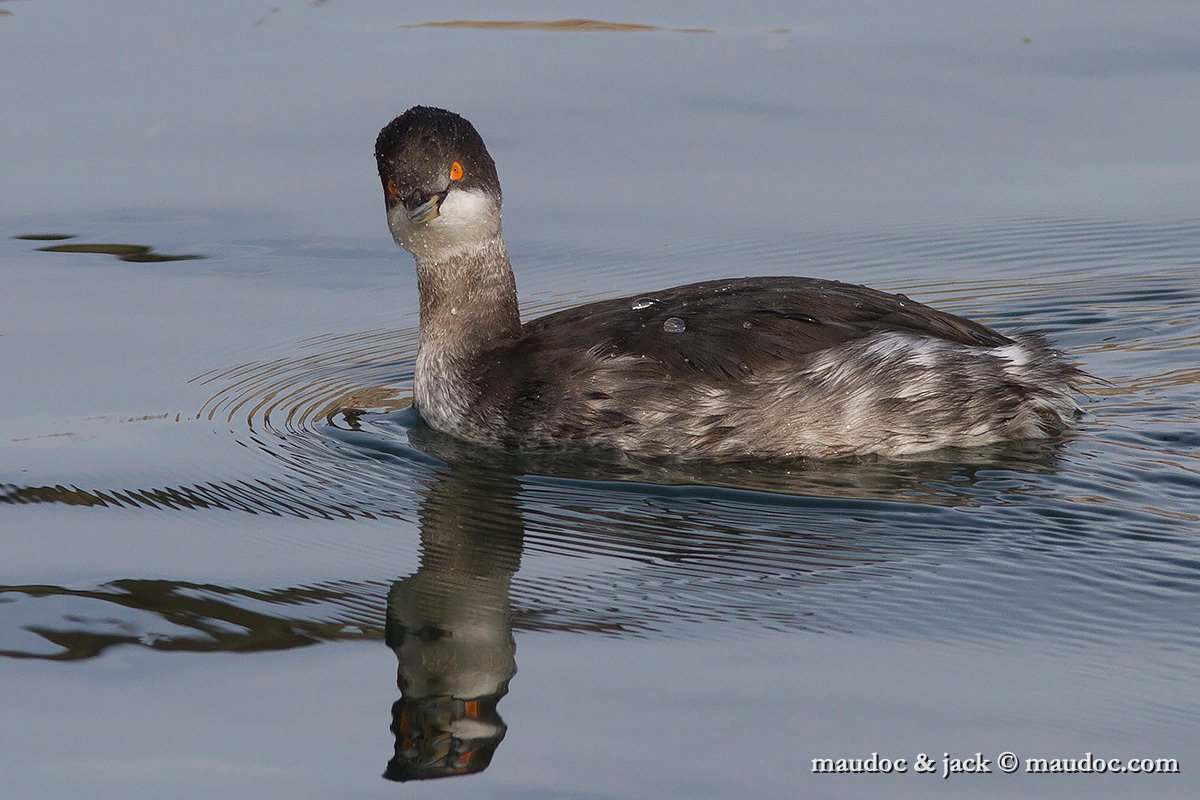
left=386, top=180, right=398, bottom=198
left=450, top=161, right=464, bottom=181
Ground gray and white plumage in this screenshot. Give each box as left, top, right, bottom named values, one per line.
left=375, top=106, right=1082, bottom=461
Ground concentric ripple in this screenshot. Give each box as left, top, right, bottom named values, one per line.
left=3, top=217, right=1199, bottom=678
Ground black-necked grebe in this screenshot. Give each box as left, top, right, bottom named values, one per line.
left=375, top=106, right=1081, bottom=460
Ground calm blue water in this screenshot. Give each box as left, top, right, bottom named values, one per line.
left=2, top=3, right=1198, bottom=798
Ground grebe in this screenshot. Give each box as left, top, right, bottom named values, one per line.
left=375, top=106, right=1080, bottom=460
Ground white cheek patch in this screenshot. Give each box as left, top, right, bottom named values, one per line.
left=390, top=188, right=500, bottom=261
left=437, top=187, right=496, bottom=238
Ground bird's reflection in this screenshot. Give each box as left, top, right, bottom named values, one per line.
left=383, top=459, right=523, bottom=782
left=372, top=414, right=1073, bottom=782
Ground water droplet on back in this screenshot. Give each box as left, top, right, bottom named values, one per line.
left=663, top=316, right=686, bottom=333
left=631, top=297, right=657, bottom=310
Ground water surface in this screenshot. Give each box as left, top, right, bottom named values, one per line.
left=2, top=2, right=1198, bottom=798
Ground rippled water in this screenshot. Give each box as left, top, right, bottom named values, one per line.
left=3, top=3, right=1199, bottom=799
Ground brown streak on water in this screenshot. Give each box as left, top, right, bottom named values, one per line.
left=402, top=18, right=715, bottom=34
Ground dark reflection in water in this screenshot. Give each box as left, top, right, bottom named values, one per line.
left=0, top=579, right=373, bottom=661
left=377, top=433, right=1073, bottom=782
left=384, top=461, right=522, bottom=782
left=21, top=235, right=205, bottom=263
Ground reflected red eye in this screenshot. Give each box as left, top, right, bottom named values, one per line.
left=386, top=180, right=398, bottom=198
left=450, top=161, right=464, bottom=181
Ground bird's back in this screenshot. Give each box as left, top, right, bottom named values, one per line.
left=460, top=277, right=1079, bottom=459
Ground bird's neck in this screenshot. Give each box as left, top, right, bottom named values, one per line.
left=411, top=236, right=521, bottom=432
left=414, top=236, right=522, bottom=353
